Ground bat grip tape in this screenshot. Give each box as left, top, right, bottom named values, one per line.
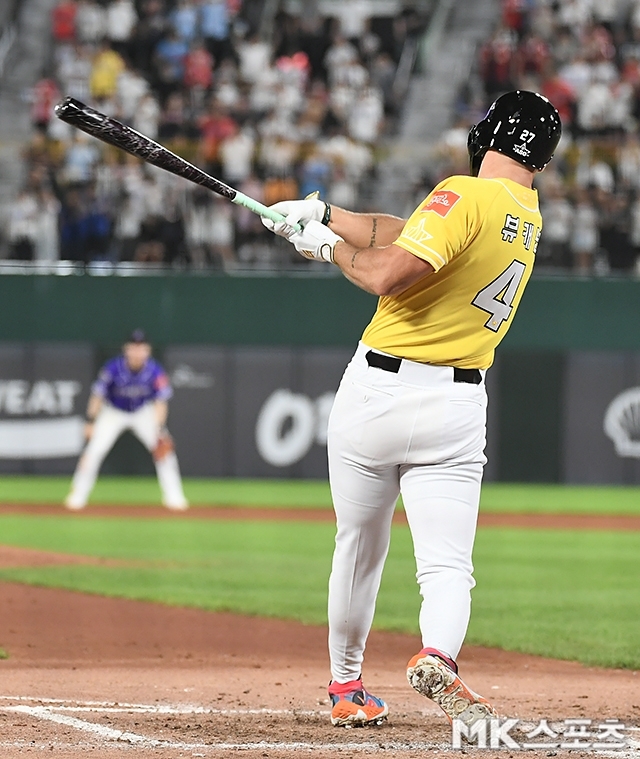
left=232, top=192, right=302, bottom=232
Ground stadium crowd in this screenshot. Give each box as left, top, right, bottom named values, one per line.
left=433, top=0, right=640, bottom=276
left=4, top=0, right=426, bottom=268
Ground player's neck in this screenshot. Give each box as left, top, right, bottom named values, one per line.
left=126, top=360, right=146, bottom=373
left=477, top=152, right=535, bottom=189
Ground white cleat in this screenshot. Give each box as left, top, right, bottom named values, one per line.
left=163, top=498, right=189, bottom=512
left=63, top=493, right=87, bottom=511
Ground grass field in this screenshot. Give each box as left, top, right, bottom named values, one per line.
left=0, top=476, right=638, bottom=669
left=2, top=476, right=640, bottom=514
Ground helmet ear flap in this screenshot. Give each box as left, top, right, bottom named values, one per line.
left=467, top=121, right=489, bottom=177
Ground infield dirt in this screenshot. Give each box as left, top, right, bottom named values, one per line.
left=0, top=545, right=638, bottom=759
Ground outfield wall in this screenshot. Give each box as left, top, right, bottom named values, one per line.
left=2, top=274, right=640, bottom=482
left=2, top=342, right=640, bottom=483
left=3, top=273, right=640, bottom=349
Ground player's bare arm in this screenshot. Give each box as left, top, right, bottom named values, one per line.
left=84, top=393, right=103, bottom=439
left=261, top=198, right=406, bottom=250
left=327, top=207, right=406, bottom=249
left=332, top=241, right=434, bottom=296
left=273, top=219, right=434, bottom=296
left=154, top=399, right=168, bottom=429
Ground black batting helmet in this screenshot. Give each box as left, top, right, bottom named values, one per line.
left=467, top=90, right=562, bottom=177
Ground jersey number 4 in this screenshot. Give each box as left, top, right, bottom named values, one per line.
left=471, top=260, right=526, bottom=332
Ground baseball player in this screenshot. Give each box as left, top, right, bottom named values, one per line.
left=64, top=329, right=188, bottom=511
left=262, top=92, right=561, bottom=729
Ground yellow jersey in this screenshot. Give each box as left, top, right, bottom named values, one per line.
left=361, top=175, right=541, bottom=369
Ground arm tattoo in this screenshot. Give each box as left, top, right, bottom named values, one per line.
left=369, top=218, right=378, bottom=247
left=351, top=249, right=360, bottom=268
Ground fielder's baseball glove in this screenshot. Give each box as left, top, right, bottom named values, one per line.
left=152, top=429, right=174, bottom=461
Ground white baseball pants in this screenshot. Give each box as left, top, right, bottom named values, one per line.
left=67, top=403, right=187, bottom=508
left=327, top=343, right=487, bottom=682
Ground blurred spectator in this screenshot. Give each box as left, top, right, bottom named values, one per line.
left=263, top=172, right=298, bottom=206
left=52, top=0, right=78, bottom=45
left=14, top=0, right=422, bottom=269
left=75, top=0, right=106, bottom=45
left=540, top=64, right=576, bottom=129
left=154, top=28, right=189, bottom=97
left=502, top=0, right=527, bottom=38
left=59, top=185, right=111, bottom=263
left=327, top=163, right=357, bottom=208
left=63, top=131, right=101, bottom=184
left=329, top=0, right=372, bottom=45
left=90, top=40, right=126, bottom=101
left=618, top=133, right=640, bottom=191
left=106, top=0, right=137, bottom=59
left=34, top=187, right=62, bottom=262
left=629, top=190, right=640, bottom=270
left=186, top=188, right=234, bottom=267
left=112, top=156, right=146, bottom=260
left=298, top=148, right=331, bottom=198
left=324, top=35, right=358, bottom=86
left=259, top=130, right=299, bottom=177
left=571, top=187, right=599, bottom=275
left=117, top=65, right=149, bottom=121
left=159, top=189, right=188, bottom=265
left=200, top=0, right=232, bottom=64
left=551, top=29, right=579, bottom=68
left=479, top=27, right=517, bottom=95
left=237, top=33, right=272, bottom=84
left=322, top=131, right=373, bottom=184
left=31, top=78, right=61, bottom=133
left=371, top=52, right=398, bottom=115
left=134, top=92, right=161, bottom=139
left=599, top=191, right=635, bottom=272
left=450, top=0, right=640, bottom=278
left=539, top=182, right=573, bottom=268
left=347, top=85, right=384, bottom=144
left=183, top=40, right=214, bottom=108
left=558, top=0, right=593, bottom=34
left=170, top=0, right=199, bottom=44
left=7, top=189, right=39, bottom=260
left=197, top=101, right=238, bottom=169
left=433, top=115, right=472, bottom=177
left=158, top=92, right=188, bottom=143
left=56, top=42, right=93, bottom=102
left=235, top=172, right=266, bottom=255
left=592, top=0, right=618, bottom=32
left=514, top=32, right=549, bottom=80
left=558, top=53, right=591, bottom=100
left=220, top=124, right=256, bottom=184
left=131, top=0, right=167, bottom=74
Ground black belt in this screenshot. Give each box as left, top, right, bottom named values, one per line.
left=365, top=350, right=482, bottom=385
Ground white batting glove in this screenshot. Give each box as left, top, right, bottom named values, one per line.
left=261, top=192, right=330, bottom=238
left=286, top=219, right=343, bottom=263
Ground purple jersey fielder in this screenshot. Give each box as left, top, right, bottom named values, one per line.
left=92, top=356, right=173, bottom=413
left=65, top=329, right=188, bottom=511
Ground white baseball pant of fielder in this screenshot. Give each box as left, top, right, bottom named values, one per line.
left=66, top=402, right=187, bottom=510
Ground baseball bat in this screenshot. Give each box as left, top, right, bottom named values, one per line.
left=53, top=97, right=300, bottom=230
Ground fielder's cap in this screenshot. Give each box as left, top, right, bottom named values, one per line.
left=127, top=328, right=148, bottom=344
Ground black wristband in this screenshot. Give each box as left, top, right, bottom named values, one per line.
left=321, top=202, right=332, bottom=226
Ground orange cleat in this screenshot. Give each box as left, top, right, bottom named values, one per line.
left=328, top=678, right=389, bottom=727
